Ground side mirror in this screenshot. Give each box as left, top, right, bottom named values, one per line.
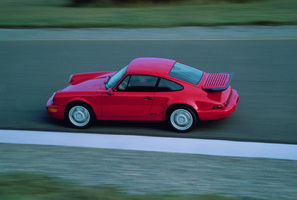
left=107, top=88, right=113, bottom=95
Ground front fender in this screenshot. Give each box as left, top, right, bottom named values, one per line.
left=65, top=94, right=102, bottom=120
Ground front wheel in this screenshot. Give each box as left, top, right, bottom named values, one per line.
left=66, top=103, right=94, bottom=128
left=167, top=106, right=197, bottom=133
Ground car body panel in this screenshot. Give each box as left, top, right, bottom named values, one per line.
left=101, top=91, right=155, bottom=118
left=127, top=58, right=175, bottom=77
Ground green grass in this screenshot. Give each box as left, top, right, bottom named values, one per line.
left=0, top=172, right=263, bottom=200
left=0, top=0, right=297, bottom=28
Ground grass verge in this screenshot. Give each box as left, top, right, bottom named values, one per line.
left=0, top=0, right=297, bottom=28
left=0, top=172, right=263, bottom=200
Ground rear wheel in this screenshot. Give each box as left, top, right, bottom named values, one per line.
left=66, top=103, right=94, bottom=128
left=167, top=106, right=197, bottom=133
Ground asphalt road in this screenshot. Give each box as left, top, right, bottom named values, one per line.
left=1, top=39, right=297, bottom=144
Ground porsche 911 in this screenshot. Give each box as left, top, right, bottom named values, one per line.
left=47, top=57, right=239, bottom=132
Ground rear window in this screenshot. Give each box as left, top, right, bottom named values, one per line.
left=169, top=62, right=203, bottom=85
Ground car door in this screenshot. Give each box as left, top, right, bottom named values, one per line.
left=101, top=75, right=158, bottom=117
left=150, top=78, right=185, bottom=120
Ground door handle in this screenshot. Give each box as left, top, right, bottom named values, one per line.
left=144, top=97, right=153, bottom=100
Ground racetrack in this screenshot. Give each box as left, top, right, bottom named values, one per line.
left=1, top=31, right=297, bottom=144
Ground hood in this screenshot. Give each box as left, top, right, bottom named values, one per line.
left=62, top=71, right=116, bottom=92
left=201, top=72, right=234, bottom=92
left=69, top=71, right=115, bottom=85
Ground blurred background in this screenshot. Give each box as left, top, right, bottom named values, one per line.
left=0, top=0, right=297, bottom=28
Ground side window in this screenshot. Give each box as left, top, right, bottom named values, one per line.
left=115, top=76, right=131, bottom=91
left=157, top=78, right=184, bottom=92
left=117, top=75, right=158, bottom=92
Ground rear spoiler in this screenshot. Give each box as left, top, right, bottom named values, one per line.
left=201, top=72, right=234, bottom=92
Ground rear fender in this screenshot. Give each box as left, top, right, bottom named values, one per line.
left=161, top=97, right=199, bottom=120
left=165, top=103, right=199, bottom=120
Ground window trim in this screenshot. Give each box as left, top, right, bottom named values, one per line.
left=115, top=75, right=184, bottom=93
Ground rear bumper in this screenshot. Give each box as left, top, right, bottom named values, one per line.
left=198, top=89, right=239, bottom=121
left=46, top=95, right=65, bottom=119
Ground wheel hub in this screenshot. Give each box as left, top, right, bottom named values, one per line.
left=69, top=105, right=90, bottom=127
left=176, top=114, right=188, bottom=126
left=74, top=110, right=86, bottom=122
left=170, top=108, right=193, bottom=131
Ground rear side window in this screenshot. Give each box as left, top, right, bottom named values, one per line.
left=157, top=78, right=183, bottom=92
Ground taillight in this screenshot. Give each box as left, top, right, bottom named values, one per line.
left=213, top=90, right=233, bottom=109
left=213, top=104, right=226, bottom=109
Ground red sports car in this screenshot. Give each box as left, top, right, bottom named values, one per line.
left=47, top=57, right=239, bottom=132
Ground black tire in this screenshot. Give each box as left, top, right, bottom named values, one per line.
left=65, top=102, right=94, bottom=128
left=166, top=106, right=197, bottom=133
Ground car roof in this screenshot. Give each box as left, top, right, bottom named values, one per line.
left=126, top=57, right=176, bottom=77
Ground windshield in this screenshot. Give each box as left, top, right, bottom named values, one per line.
left=105, top=66, right=128, bottom=89
left=169, top=62, right=203, bottom=85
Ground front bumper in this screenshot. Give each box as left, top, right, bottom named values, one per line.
left=46, top=94, right=65, bottom=119
left=198, top=89, right=239, bottom=121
